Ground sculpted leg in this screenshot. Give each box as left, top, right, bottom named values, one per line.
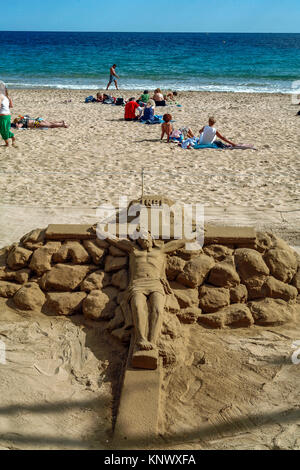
left=148, top=292, right=165, bottom=349
left=130, top=293, right=153, bottom=351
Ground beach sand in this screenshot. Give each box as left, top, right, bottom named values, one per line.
left=0, top=304, right=299, bottom=450
left=0, top=89, right=299, bottom=209
left=0, top=89, right=299, bottom=450
left=0, top=89, right=299, bottom=247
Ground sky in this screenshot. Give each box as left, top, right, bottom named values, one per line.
left=0, top=0, right=299, bottom=33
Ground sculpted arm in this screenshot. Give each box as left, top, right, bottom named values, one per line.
left=162, top=238, right=187, bottom=253
left=107, top=236, right=134, bottom=253
left=96, top=226, right=134, bottom=253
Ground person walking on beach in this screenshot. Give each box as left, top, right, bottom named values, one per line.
left=0, top=81, right=16, bottom=147
left=106, top=64, right=119, bottom=90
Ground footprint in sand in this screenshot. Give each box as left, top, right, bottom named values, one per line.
left=179, top=377, right=203, bottom=403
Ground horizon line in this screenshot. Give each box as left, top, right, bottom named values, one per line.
left=0, top=30, right=300, bottom=34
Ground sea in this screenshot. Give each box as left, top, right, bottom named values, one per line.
left=1, top=31, right=300, bottom=93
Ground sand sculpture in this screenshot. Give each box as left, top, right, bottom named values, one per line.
left=0, top=196, right=299, bottom=373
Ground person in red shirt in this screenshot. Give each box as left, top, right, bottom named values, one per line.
left=124, top=97, right=140, bottom=121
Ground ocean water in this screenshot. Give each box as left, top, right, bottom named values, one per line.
left=1, top=31, right=300, bottom=93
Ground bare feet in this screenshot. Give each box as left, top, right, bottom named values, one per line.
left=62, top=121, right=69, bottom=128
left=136, top=339, right=154, bottom=351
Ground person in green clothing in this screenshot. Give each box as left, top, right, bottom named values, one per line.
left=137, top=90, right=150, bottom=104
left=0, top=81, right=16, bottom=147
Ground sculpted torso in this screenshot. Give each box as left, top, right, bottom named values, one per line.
left=129, top=246, right=166, bottom=282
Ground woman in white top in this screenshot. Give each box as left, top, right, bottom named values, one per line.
left=0, top=81, right=15, bottom=146
left=199, top=116, right=236, bottom=147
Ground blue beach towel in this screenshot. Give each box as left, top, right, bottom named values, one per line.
left=180, top=137, right=219, bottom=149
left=140, top=115, right=163, bottom=125
left=181, top=137, right=256, bottom=150
left=140, top=115, right=175, bottom=125
left=193, top=143, right=219, bottom=149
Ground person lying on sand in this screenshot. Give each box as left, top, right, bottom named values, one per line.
left=199, top=116, right=236, bottom=147
left=96, top=92, right=104, bottom=102
left=0, top=81, right=16, bottom=146
left=160, top=113, right=194, bottom=142
left=164, top=91, right=178, bottom=101
left=12, top=116, right=69, bottom=129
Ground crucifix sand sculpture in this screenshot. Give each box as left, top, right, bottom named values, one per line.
left=0, top=195, right=299, bottom=444
left=108, top=231, right=187, bottom=369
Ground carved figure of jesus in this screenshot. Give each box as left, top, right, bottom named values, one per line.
left=110, top=234, right=186, bottom=353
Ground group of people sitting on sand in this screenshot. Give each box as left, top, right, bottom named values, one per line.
left=87, top=88, right=178, bottom=108
left=161, top=115, right=237, bottom=148
left=123, top=94, right=237, bottom=147
left=137, top=89, right=178, bottom=107
left=123, top=89, right=178, bottom=123
left=1, top=78, right=253, bottom=150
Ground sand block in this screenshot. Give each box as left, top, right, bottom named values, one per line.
left=45, top=224, right=96, bottom=240
left=204, top=225, right=256, bottom=246
left=131, top=348, right=158, bottom=370
left=114, top=354, right=162, bottom=447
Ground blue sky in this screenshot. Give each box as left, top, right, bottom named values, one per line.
left=1, top=0, right=299, bottom=33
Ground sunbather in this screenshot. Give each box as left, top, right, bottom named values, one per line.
left=164, top=91, right=178, bottom=101
left=153, top=88, right=166, bottom=106
left=160, top=113, right=194, bottom=142
left=199, top=116, right=236, bottom=147
left=137, top=90, right=150, bottom=105
left=140, top=100, right=159, bottom=122
left=12, top=116, right=69, bottom=129
left=124, top=98, right=141, bottom=121
left=96, top=92, right=104, bottom=102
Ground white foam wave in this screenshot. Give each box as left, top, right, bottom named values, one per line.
left=5, top=79, right=294, bottom=94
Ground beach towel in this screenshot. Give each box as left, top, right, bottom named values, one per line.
left=181, top=137, right=257, bottom=150
left=103, top=96, right=115, bottom=104
left=140, top=115, right=164, bottom=124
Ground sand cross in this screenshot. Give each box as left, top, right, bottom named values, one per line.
left=103, top=196, right=192, bottom=446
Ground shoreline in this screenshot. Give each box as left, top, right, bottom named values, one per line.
left=7, top=88, right=294, bottom=96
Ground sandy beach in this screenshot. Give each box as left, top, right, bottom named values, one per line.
left=0, top=89, right=299, bottom=209
left=0, top=89, right=299, bottom=451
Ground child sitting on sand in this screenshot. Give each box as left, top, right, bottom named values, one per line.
left=161, top=113, right=194, bottom=142
left=199, top=116, right=236, bottom=147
